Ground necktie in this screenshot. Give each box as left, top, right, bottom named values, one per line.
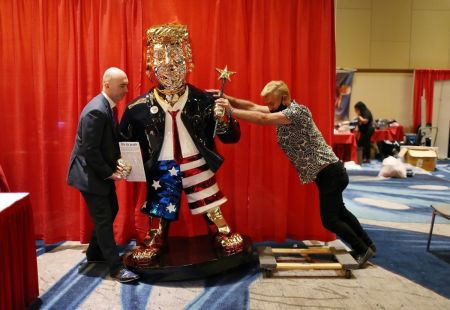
left=169, top=111, right=183, bottom=163
left=112, top=107, right=119, bottom=126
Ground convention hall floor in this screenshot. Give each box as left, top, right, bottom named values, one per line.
left=35, top=160, right=450, bottom=309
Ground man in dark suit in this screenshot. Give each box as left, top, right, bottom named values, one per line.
left=67, top=67, right=139, bottom=283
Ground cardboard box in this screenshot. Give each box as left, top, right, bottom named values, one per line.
left=399, top=146, right=437, bottom=171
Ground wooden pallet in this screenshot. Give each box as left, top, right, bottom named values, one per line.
left=257, top=240, right=359, bottom=279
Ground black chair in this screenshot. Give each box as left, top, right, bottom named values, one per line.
left=427, top=204, right=450, bottom=251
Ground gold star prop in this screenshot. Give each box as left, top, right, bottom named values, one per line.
left=216, top=65, right=236, bottom=81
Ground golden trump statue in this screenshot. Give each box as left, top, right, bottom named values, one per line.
left=120, top=23, right=244, bottom=268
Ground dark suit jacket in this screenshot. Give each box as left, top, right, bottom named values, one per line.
left=67, top=93, right=121, bottom=195
left=120, top=85, right=240, bottom=174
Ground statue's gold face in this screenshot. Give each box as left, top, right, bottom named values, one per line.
left=152, top=43, right=186, bottom=91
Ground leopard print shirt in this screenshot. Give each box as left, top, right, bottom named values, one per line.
left=278, top=102, right=338, bottom=184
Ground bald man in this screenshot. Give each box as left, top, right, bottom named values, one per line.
left=67, top=67, right=139, bottom=282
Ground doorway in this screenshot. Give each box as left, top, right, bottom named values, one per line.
left=432, top=80, right=450, bottom=159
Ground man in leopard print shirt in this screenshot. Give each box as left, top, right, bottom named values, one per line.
left=214, top=80, right=375, bottom=268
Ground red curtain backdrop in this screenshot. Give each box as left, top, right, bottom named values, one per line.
left=413, top=69, right=450, bottom=130
left=0, top=0, right=336, bottom=244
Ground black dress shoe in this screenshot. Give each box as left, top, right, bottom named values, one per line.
left=357, top=247, right=374, bottom=268
left=111, top=268, right=139, bottom=283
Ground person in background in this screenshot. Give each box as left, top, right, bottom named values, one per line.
left=67, top=67, right=139, bottom=283
left=213, top=80, right=376, bottom=267
left=354, top=101, right=374, bottom=163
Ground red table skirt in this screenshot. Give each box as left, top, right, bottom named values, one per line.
left=371, top=125, right=404, bottom=142
left=332, top=132, right=357, bottom=162
left=0, top=193, right=39, bottom=309
left=333, top=126, right=404, bottom=163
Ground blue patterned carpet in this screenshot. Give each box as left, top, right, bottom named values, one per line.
left=345, top=160, right=450, bottom=223
left=35, top=243, right=260, bottom=310
left=365, top=225, right=450, bottom=299
left=34, top=160, right=450, bottom=309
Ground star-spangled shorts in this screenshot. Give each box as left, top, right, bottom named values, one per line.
left=142, top=154, right=227, bottom=220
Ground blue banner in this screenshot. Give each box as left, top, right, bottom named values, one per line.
left=335, top=71, right=354, bottom=124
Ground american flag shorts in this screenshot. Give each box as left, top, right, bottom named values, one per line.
left=143, top=154, right=227, bottom=220
left=180, top=154, right=227, bottom=214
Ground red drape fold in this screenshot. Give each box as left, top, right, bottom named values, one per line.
left=0, top=0, right=335, bottom=244
left=0, top=194, right=39, bottom=309
left=413, top=69, right=450, bottom=130
left=0, top=165, right=11, bottom=192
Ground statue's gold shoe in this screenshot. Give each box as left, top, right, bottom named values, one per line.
left=214, top=232, right=244, bottom=255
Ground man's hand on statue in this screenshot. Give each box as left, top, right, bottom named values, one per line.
left=206, top=89, right=221, bottom=98
left=206, top=89, right=233, bottom=102
left=215, top=98, right=231, bottom=113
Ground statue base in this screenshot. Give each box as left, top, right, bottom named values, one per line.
left=124, top=234, right=254, bottom=281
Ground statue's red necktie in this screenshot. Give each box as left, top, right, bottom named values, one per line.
left=169, top=111, right=183, bottom=162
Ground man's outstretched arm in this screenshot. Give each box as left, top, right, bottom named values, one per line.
left=207, top=89, right=269, bottom=113
left=215, top=97, right=290, bottom=126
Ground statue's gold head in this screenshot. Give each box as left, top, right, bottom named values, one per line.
left=145, top=23, right=193, bottom=83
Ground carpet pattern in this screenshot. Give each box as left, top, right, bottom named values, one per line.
left=345, top=170, right=450, bottom=223
left=34, top=161, right=450, bottom=309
